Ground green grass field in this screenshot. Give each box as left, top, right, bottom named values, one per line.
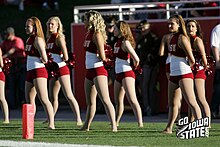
left=0, top=120, right=220, bottom=146
left=1, top=1, right=220, bottom=146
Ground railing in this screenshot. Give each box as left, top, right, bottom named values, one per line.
left=73, top=0, right=220, bottom=23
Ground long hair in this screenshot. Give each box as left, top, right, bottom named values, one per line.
left=26, top=16, right=45, bottom=40
left=84, top=10, right=107, bottom=43
left=169, top=14, right=189, bottom=40
left=0, top=48, right=3, bottom=68
left=116, top=21, right=136, bottom=48
left=186, top=19, right=203, bottom=39
left=46, top=16, right=65, bottom=39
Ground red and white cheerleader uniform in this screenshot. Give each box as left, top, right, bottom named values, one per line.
left=114, top=38, right=135, bottom=83
left=46, top=33, right=70, bottom=77
left=25, top=35, right=48, bottom=83
left=190, top=36, right=206, bottom=80
left=169, top=33, right=194, bottom=84
left=83, top=30, right=108, bottom=81
left=0, top=68, right=5, bottom=82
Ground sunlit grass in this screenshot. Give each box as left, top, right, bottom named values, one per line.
left=0, top=120, right=220, bottom=146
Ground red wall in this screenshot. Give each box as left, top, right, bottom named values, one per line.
left=71, top=24, right=87, bottom=109
left=71, top=19, right=219, bottom=112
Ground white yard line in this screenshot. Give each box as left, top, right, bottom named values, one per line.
left=0, top=140, right=139, bottom=147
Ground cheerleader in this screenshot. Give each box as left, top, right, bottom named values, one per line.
left=25, top=17, right=55, bottom=129
left=46, top=16, right=82, bottom=126
left=80, top=10, right=117, bottom=132
left=159, top=33, right=182, bottom=134
left=162, top=14, right=202, bottom=134
left=0, top=49, right=9, bottom=124
left=113, top=21, right=143, bottom=127
left=186, top=19, right=211, bottom=123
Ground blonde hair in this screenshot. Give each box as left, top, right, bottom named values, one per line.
left=116, top=21, right=136, bottom=48
left=46, top=16, right=65, bottom=39
left=84, top=10, right=107, bottom=43
left=26, top=16, right=45, bottom=40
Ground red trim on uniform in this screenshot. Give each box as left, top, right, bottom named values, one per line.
left=86, top=66, right=108, bottom=81
left=194, top=69, right=206, bottom=80
left=116, top=70, right=135, bottom=84
left=0, top=72, right=5, bottom=82
left=169, top=73, right=194, bottom=85
left=58, top=65, right=70, bottom=77
left=26, top=67, right=48, bottom=83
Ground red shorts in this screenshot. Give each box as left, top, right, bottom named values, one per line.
left=86, top=66, right=108, bottom=81
left=26, top=67, right=48, bottom=83
left=0, top=71, right=5, bottom=82
left=169, top=73, right=194, bottom=85
left=166, top=63, right=170, bottom=73
left=116, top=70, right=135, bottom=84
left=58, top=65, right=70, bottom=77
left=194, top=69, right=206, bottom=80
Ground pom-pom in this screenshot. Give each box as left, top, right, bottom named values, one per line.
left=205, top=56, right=215, bottom=77
left=65, top=52, right=76, bottom=69
left=132, top=65, right=143, bottom=76
left=2, top=58, right=12, bottom=74
left=206, top=55, right=215, bottom=66
left=103, top=59, right=114, bottom=71
left=104, top=44, right=115, bottom=70
left=191, top=62, right=200, bottom=73
left=45, top=52, right=60, bottom=79
left=205, top=69, right=212, bottom=76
